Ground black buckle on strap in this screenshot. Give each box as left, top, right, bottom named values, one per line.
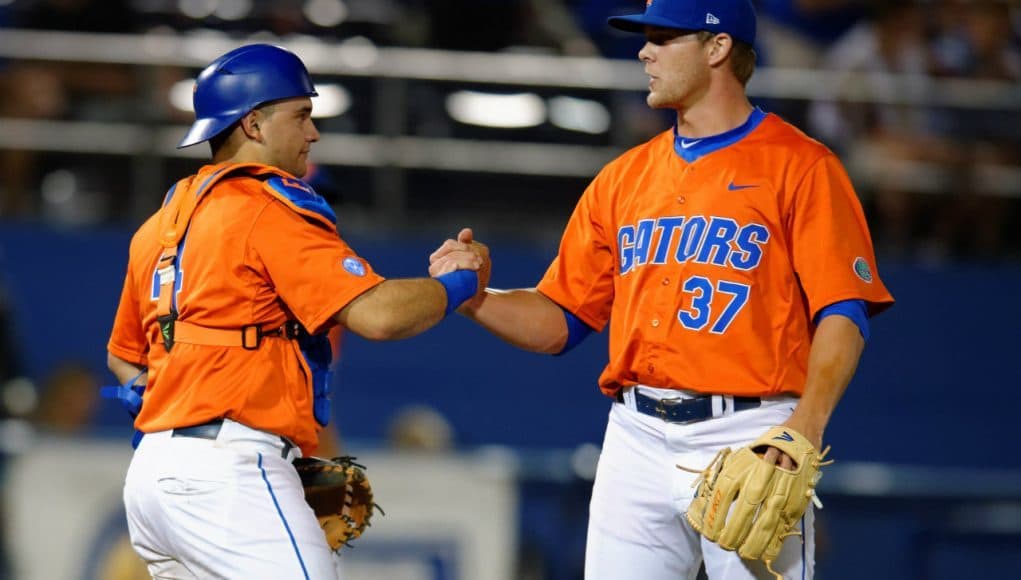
left=282, top=321, right=303, bottom=339
left=240, top=325, right=262, bottom=350
left=240, top=321, right=304, bottom=350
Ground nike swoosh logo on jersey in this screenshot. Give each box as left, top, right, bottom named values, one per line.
left=680, top=139, right=702, bottom=149
left=727, top=182, right=757, bottom=191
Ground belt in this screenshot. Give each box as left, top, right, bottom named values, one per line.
left=618, top=388, right=761, bottom=424
left=172, top=419, right=296, bottom=459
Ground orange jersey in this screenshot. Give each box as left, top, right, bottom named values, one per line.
left=537, top=111, right=894, bottom=398
left=108, top=163, right=384, bottom=454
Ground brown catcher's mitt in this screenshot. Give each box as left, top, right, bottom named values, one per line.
left=684, top=426, right=832, bottom=579
left=293, top=456, right=377, bottom=551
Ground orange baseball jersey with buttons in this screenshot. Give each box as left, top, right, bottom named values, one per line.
left=108, top=163, right=384, bottom=454
left=537, top=111, right=894, bottom=398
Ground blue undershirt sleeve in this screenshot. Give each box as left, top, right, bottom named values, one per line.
left=556, top=308, right=595, bottom=356
left=813, top=299, right=870, bottom=341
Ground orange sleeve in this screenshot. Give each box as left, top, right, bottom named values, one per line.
left=248, top=199, right=385, bottom=334
left=107, top=257, right=149, bottom=366
left=788, top=154, right=895, bottom=318
left=536, top=178, right=616, bottom=331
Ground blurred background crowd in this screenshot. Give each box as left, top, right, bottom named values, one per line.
left=0, top=1, right=1019, bottom=579
left=1, top=0, right=1019, bottom=259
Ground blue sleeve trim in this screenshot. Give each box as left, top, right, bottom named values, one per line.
left=814, top=299, right=869, bottom=341
left=556, top=309, right=594, bottom=356
left=436, top=270, right=478, bottom=316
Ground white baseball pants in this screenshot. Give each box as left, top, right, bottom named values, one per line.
left=585, top=386, right=814, bottom=580
left=123, top=419, right=338, bottom=579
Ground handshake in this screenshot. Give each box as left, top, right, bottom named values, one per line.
left=428, top=227, right=492, bottom=315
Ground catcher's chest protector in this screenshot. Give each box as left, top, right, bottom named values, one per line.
left=154, top=162, right=338, bottom=426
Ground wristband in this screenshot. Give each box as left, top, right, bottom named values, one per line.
left=436, top=270, right=479, bottom=316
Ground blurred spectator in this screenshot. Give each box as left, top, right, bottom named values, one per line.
left=808, top=0, right=1021, bottom=261
left=807, top=0, right=935, bottom=259
left=754, top=0, right=870, bottom=124
left=386, top=404, right=455, bottom=452
left=0, top=278, right=22, bottom=392
left=924, top=0, right=1021, bottom=258
left=30, top=362, right=100, bottom=435
left=0, top=272, right=35, bottom=424
left=755, top=0, right=869, bottom=68
left=1, top=0, right=140, bottom=222
left=0, top=64, right=67, bottom=218
left=520, top=0, right=600, bottom=56
left=0, top=277, right=24, bottom=579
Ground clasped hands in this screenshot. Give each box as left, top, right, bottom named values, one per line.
left=429, top=228, right=491, bottom=312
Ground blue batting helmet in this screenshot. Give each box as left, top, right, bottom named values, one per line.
left=177, top=44, right=318, bottom=148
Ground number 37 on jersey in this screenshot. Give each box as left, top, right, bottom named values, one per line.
left=618, top=214, right=770, bottom=335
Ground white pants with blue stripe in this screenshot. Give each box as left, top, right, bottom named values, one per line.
left=124, top=419, right=338, bottom=579
left=585, top=386, right=814, bottom=580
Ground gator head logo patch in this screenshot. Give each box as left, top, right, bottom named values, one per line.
left=343, top=257, right=366, bottom=277
left=853, top=257, right=873, bottom=283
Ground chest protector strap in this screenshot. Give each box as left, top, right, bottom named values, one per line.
left=153, top=162, right=337, bottom=426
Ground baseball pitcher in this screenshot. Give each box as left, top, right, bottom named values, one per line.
left=429, top=1, right=894, bottom=578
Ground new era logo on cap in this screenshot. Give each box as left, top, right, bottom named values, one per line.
left=607, top=0, right=757, bottom=46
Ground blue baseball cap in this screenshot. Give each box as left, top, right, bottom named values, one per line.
left=608, top=0, right=757, bottom=46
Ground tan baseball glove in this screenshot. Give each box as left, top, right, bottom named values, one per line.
left=293, top=456, right=377, bottom=551
left=684, top=426, right=832, bottom=578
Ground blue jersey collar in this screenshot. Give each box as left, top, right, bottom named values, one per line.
left=673, top=108, right=766, bottom=163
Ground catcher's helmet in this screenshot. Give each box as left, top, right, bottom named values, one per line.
left=177, top=44, right=318, bottom=148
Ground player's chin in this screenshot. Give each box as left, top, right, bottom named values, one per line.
left=646, top=93, right=669, bottom=109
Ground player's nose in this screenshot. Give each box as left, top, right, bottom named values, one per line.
left=639, top=43, right=653, bottom=63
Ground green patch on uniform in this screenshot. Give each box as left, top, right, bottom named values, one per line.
left=853, top=257, right=873, bottom=283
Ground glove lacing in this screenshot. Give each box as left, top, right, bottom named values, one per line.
left=677, top=447, right=731, bottom=490
left=762, top=445, right=834, bottom=580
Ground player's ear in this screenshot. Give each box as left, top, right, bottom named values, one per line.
left=239, top=110, right=263, bottom=142
left=706, top=33, right=733, bottom=67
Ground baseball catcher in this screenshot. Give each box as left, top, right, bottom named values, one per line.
left=293, top=456, right=378, bottom=551
left=684, top=426, right=833, bottom=579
